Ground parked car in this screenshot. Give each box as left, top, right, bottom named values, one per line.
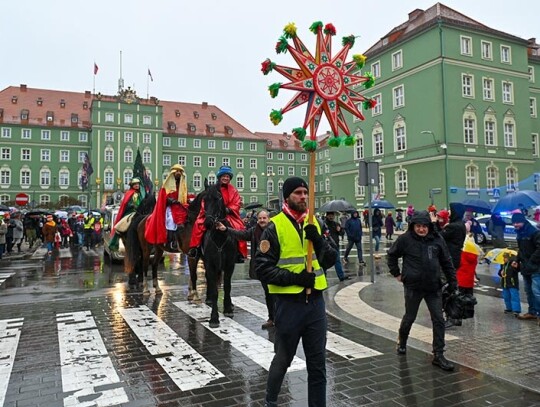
left=102, top=206, right=125, bottom=262
left=476, top=215, right=539, bottom=244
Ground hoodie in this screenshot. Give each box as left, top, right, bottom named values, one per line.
left=440, top=203, right=467, bottom=269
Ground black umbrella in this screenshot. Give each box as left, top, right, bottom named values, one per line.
left=318, top=199, right=356, bottom=213
left=459, top=198, right=492, bottom=214
left=0, top=204, right=9, bottom=211
left=492, top=190, right=540, bottom=213
left=364, top=199, right=395, bottom=209
left=245, top=202, right=263, bottom=210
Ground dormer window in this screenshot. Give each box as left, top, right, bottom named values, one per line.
left=46, top=111, right=54, bottom=122
left=187, top=123, right=196, bottom=132
left=206, top=124, right=215, bottom=134
left=71, top=113, right=79, bottom=123
left=83, top=101, right=88, bottom=109
left=175, top=109, right=181, bottom=117
left=11, top=96, right=17, bottom=104
left=211, top=113, right=217, bottom=120
left=225, top=125, right=233, bottom=135
left=37, top=97, right=43, bottom=106
left=0, top=109, right=3, bottom=119
left=167, top=121, right=176, bottom=130
left=193, top=111, right=199, bottom=118
left=60, top=99, right=66, bottom=108
left=20, top=109, right=29, bottom=120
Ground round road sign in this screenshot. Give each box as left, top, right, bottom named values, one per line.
left=15, top=193, right=29, bottom=206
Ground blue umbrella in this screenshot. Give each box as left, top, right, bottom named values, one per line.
left=364, top=199, right=395, bottom=209
left=460, top=198, right=492, bottom=214
left=492, top=190, right=540, bottom=213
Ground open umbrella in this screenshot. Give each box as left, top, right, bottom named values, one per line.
left=319, top=199, right=356, bottom=213
left=364, top=199, right=395, bottom=209
left=484, top=248, right=518, bottom=264
left=460, top=199, right=492, bottom=214
left=0, top=204, right=9, bottom=211
left=492, top=190, right=540, bottom=213
left=245, top=202, right=263, bottom=210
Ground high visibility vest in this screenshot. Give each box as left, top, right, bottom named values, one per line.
left=84, top=217, right=95, bottom=230
left=268, top=213, right=328, bottom=294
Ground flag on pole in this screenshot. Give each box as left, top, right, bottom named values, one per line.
left=94, top=63, right=99, bottom=75
left=81, top=153, right=94, bottom=191
left=134, top=148, right=153, bottom=198
left=148, top=68, right=153, bottom=82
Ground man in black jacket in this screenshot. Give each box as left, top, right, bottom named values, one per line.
left=388, top=211, right=457, bottom=371
left=255, top=177, right=336, bottom=407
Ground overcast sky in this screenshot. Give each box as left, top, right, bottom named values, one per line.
left=2, top=1, right=538, bottom=135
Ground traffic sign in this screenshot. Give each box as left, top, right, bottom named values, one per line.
left=15, top=193, right=29, bottom=206
left=492, top=188, right=500, bottom=199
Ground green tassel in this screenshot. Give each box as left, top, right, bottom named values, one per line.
left=328, top=137, right=342, bottom=147
left=275, top=36, right=289, bottom=54
left=343, top=135, right=356, bottom=146
left=302, top=140, right=318, bottom=152
left=364, top=72, right=375, bottom=89
left=342, top=35, right=356, bottom=47
left=292, top=127, right=306, bottom=141
left=268, top=83, right=281, bottom=98
left=309, top=21, right=323, bottom=34
left=270, top=109, right=283, bottom=125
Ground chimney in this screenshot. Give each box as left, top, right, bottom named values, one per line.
left=20, top=84, right=27, bottom=92
left=408, top=8, right=423, bottom=20
left=84, top=91, right=91, bottom=98
left=202, top=101, right=208, bottom=109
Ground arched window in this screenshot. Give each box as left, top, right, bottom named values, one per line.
left=250, top=175, right=258, bottom=190
left=20, top=167, right=31, bottom=187
left=104, top=146, right=114, bottom=162
left=0, top=167, right=11, bottom=186
left=193, top=173, right=202, bottom=190
left=465, top=163, right=479, bottom=190
left=40, top=168, right=51, bottom=187
left=104, top=168, right=114, bottom=190
left=395, top=169, right=408, bottom=194
left=123, top=169, right=133, bottom=189
left=354, top=130, right=364, bottom=160
left=124, top=147, right=133, bottom=163
left=58, top=169, right=70, bottom=188
left=486, top=165, right=498, bottom=190
left=506, top=166, right=518, bottom=191
left=236, top=174, right=244, bottom=190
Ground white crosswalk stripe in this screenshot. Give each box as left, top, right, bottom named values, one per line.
left=57, top=311, right=129, bottom=406
left=119, top=306, right=225, bottom=391
left=174, top=301, right=307, bottom=372
left=233, top=296, right=382, bottom=360
left=0, top=272, right=15, bottom=286
left=0, top=318, right=24, bottom=407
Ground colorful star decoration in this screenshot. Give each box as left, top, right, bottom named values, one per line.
left=262, top=21, right=376, bottom=151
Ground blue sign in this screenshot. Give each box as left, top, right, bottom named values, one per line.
left=492, top=188, right=500, bottom=198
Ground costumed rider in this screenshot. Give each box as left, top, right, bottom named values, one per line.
left=109, top=177, right=142, bottom=251
left=145, top=164, right=189, bottom=249
left=188, top=165, right=247, bottom=259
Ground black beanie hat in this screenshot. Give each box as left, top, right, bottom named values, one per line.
left=511, top=212, right=527, bottom=224
left=282, top=177, right=308, bottom=200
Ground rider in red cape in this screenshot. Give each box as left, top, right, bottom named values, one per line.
left=111, top=178, right=141, bottom=236
left=189, top=165, right=247, bottom=258
left=145, top=164, right=189, bottom=245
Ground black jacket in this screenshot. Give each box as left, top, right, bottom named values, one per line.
left=388, top=211, right=456, bottom=291
left=516, top=223, right=540, bottom=276
left=227, top=225, right=263, bottom=279
left=255, top=214, right=336, bottom=288
left=440, top=203, right=466, bottom=269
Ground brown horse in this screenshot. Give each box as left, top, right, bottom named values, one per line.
left=123, top=191, right=204, bottom=296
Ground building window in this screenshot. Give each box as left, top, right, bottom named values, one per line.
left=194, top=139, right=201, bottom=148
left=105, top=147, right=114, bottom=162
left=1, top=148, right=10, bottom=160
left=104, top=170, right=114, bottom=190
left=193, top=156, right=201, bottom=167
left=79, top=132, right=88, bottom=142
left=373, top=131, right=384, bottom=156
left=462, top=74, right=474, bottom=97
left=506, top=167, right=517, bottom=191
left=393, top=85, right=404, bottom=108
left=143, top=150, right=151, bottom=164
left=208, top=173, right=216, bottom=185
left=287, top=153, right=293, bottom=160
left=222, top=141, right=230, bottom=150
left=464, top=118, right=476, bottom=144
left=460, top=36, right=472, bottom=56
left=208, top=140, right=215, bottom=149
left=277, top=152, right=284, bottom=160
left=178, top=155, right=186, bottom=166
left=21, top=148, right=31, bottom=160
left=530, top=97, right=537, bottom=117
left=40, top=169, right=50, bottom=186
left=391, top=50, right=403, bottom=70
left=528, top=66, right=535, bottom=82
left=278, top=166, right=284, bottom=176
left=504, top=122, right=515, bottom=148
left=22, top=129, right=31, bottom=139
left=78, top=151, right=87, bottom=163
left=250, top=175, right=257, bottom=190
left=208, top=157, right=216, bottom=167
left=105, top=131, right=114, bottom=142
left=372, top=94, right=382, bottom=115
left=236, top=174, right=244, bottom=189
left=162, top=137, right=171, bottom=147
left=301, top=153, right=307, bottom=161
left=59, top=170, right=70, bottom=187
left=371, top=61, right=381, bottom=78
left=354, top=134, right=364, bottom=160
left=192, top=174, right=202, bottom=190
left=0, top=169, right=11, bottom=185
left=502, top=81, right=513, bottom=104
left=396, top=169, right=408, bottom=194
left=222, top=157, right=230, bottom=166
left=124, top=114, right=133, bottom=124
left=267, top=152, right=273, bottom=159
left=124, top=148, right=133, bottom=163
left=143, top=115, right=151, bottom=125
left=124, top=132, right=133, bottom=143
left=250, top=142, right=257, bottom=152
left=465, top=164, right=479, bottom=190
left=178, top=138, right=186, bottom=148
left=123, top=170, right=133, bottom=188
left=268, top=179, right=274, bottom=193
left=236, top=141, right=244, bottom=151
left=41, top=130, right=50, bottom=140
left=481, top=41, right=492, bottom=60
left=60, top=131, right=70, bottom=141
left=41, top=149, right=50, bottom=161
left=236, top=158, right=244, bottom=168
left=60, top=150, right=69, bottom=162
left=486, top=166, right=498, bottom=190
left=21, top=169, right=31, bottom=186
left=250, top=159, right=257, bottom=169
left=163, top=155, right=171, bottom=166
left=482, top=78, right=494, bottom=101
left=143, top=133, right=151, bottom=144
left=484, top=120, right=496, bottom=146
left=2, top=128, right=11, bottom=138
left=378, top=173, right=385, bottom=196
left=532, top=134, right=539, bottom=157
left=288, top=166, right=295, bottom=176
left=301, top=167, right=308, bottom=176
left=105, top=113, right=114, bottom=122
left=500, top=45, right=511, bottom=63
left=394, top=126, right=406, bottom=152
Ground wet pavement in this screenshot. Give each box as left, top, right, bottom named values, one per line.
left=0, top=240, right=539, bottom=406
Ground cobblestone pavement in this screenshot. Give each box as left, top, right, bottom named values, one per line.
left=0, top=245, right=539, bottom=406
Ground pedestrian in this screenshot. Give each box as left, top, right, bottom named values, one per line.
left=83, top=212, right=96, bottom=250
left=59, top=218, right=71, bottom=248
left=0, top=216, right=7, bottom=259
left=42, top=214, right=57, bottom=256
left=405, top=204, right=414, bottom=223
left=23, top=215, right=37, bottom=249
left=371, top=208, right=384, bottom=253
left=387, top=210, right=457, bottom=371
left=217, top=210, right=276, bottom=328
left=74, top=214, right=85, bottom=248
left=395, top=211, right=403, bottom=231
left=464, top=211, right=483, bottom=244
left=323, top=212, right=349, bottom=281
left=534, top=208, right=540, bottom=223
left=255, top=176, right=337, bottom=407
left=487, top=213, right=506, bottom=248
left=440, top=203, right=467, bottom=270
left=68, top=212, right=78, bottom=246
left=512, top=212, right=540, bottom=322
left=343, top=210, right=365, bottom=266
left=435, top=209, right=449, bottom=232
left=497, top=254, right=521, bottom=317
left=385, top=212, right=396, bottom=240
left=4, top=213, right=14, bottom=254
left=11, top=213, right=24, bottom=253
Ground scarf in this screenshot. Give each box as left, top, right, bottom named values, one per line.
left=282, top=201, right=308, bottom=224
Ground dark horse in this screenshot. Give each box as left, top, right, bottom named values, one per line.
left=201, top=184, right=238, bottom=328
left=123, top=192, right=204, bottom=296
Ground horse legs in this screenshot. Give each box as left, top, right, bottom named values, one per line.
left=205, top=267, right=220, bottom=328
left=140, top=243, right=152, bottom=294
left=223, top=267, right=235, bottom=318
left=187, top=256, right=200, bottom=302
left=153, top=248, right=163, bottom=295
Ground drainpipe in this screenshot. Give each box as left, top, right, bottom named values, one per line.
left=438, top=19, right=450, bottom=206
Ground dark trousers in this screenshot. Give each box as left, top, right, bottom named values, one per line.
left=343, top=239, right=362, bottom=261
left=399, top=287, right=445, bottom=354
left=266, top=293, right=327, bottom=407
left=261, top=281, right=275, bottom=321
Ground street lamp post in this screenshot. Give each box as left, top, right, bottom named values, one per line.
left=421, top=130, right=449, bottom=205
left=261, top=171, right=275, bottom=208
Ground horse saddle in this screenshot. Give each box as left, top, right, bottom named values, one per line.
left=115, top=212, right=135, bottom=233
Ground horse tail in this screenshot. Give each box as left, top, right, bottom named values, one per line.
left=124, top=214, right=146, bottom=273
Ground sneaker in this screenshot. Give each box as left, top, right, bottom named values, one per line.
left=444, top=319, right=455, bottom=329
left=261, top=320, right=274, bottom=329
left=358, top=259, right=366, bottom=266
left=432, top=354, right=455, bottom=371
left=517, top=313, right=537, bottom=320
left=504, top=309, right=513, bottom=314
left=514, top=313, right=521, bottom=318
left=339, top=276, right=351, bottom=282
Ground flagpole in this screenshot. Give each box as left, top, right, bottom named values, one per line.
left=146, top=67, right=149, bottom=99
left=93, top=61, right=96, bottom=94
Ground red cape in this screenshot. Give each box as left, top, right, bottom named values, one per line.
left=111, top=188, right=137, bottom=235
left=145, top=188, right=168, bottom=244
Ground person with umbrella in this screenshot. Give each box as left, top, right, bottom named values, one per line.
left=343, top=211, right=365, bottom=266
left=371, top=208, right=384, bottom=255
left=512, top=212, right=540, bottom=322
left=487, top=213, right=506, bottom=248
left=324, top=212, right=350, bottom=281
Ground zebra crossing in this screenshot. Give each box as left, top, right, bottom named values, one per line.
left=0, top=273, right=15, bottom=287
left=0, top=297, right=385, bottom=406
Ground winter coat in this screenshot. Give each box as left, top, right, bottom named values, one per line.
left=456, top=236, right=482, bottom=289
left=371, top=210, right=383, bottom=238
left=0, top=222, right=7, bottom=244
left=385, top=215, right=396, bottom=235
left=324, top=217, right=344, bottom=245
left=440, top=202, right=467, bottom=269
left=498, top=257, right=520, bottom=289
left=227, top=224, right=266, bottom=279
left=344, top=212, right=363, bottom=242
left=42, top=221, right=57, bottom=244
left=387, top=211, right=456, bottom=292
left=516, top=222, right=540, bottom=276
left=11, top=219, right=24, bottom=240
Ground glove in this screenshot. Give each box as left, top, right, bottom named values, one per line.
left=293, top=269, right=316, bottom=288
left=304, top=224, right=322, bottom=242
left=167, top=197, right=178, bottom=205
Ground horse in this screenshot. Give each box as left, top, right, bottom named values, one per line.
left=123, top=189, right=205, bottom=296
left=200, top=184, right=238, bottom=328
